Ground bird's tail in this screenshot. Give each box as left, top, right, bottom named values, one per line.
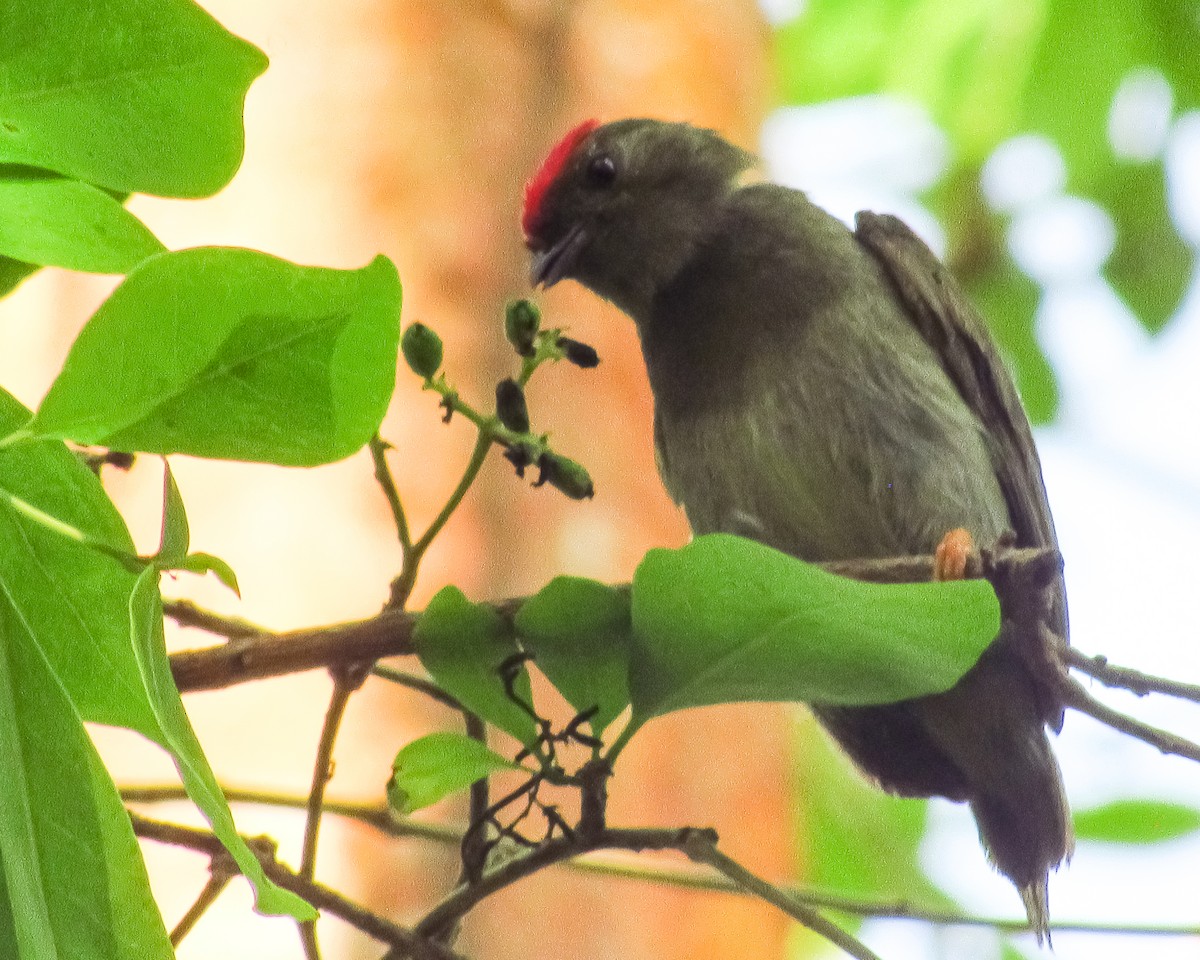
left=970, top=751, right=1073, bottom=947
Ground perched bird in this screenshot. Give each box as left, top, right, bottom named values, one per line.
left=522, top=118, right=1072, bottom=939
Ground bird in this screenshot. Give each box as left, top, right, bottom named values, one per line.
left=521, top=117, right=1072, bottom=941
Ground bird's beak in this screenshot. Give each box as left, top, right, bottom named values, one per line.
left=528, top=222, right=589, bottom=289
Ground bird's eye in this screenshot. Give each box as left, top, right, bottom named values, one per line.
left=584, top=154, right=617, bottom=188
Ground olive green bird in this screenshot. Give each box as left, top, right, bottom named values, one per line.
left=521, top=117, right=1072, bottom=941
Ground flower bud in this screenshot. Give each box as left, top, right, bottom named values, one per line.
left=505, top=299, right=540, bottom=356
left=495, top=378, right=530, bottom=434
left=536, top=452, right=595, bottom=500
left=558, top=337, right=599, bottom=368
left=401, top=322, right=443, bottom=378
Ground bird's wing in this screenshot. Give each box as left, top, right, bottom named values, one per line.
left=855, top=211, right=1068, bottom=723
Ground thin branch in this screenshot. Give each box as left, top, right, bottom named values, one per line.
left=169, top=550, right=1047, bottom=693
left=1066, top=648, right=1200, bottom=704
left=460, top=711, right=491, bottom=884
left=299, top=667, right=368, bottom=959
left=411, top=827, right=707, bottom=942
left=163, top=599, right=267, bottom=639
left=371, top=665, right=463, bottom=710
left=1061, top=677, right=1200, bottom=763
left=124, top=785, right=1200, bottom=939
left=169, top=852, right=235, bottom=946
left=129, top=812, right=466, bottom=960
left=682, top=833, right=881, bottom=960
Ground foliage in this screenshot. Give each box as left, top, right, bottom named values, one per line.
left=775, top=0, right=1200, bottom=422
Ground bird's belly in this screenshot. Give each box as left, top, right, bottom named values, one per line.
left=655, top=379, right=1009, bottom=562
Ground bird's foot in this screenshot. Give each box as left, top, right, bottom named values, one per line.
left=933, top=527, right=973, bottom=582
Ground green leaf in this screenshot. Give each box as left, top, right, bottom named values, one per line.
left=628, top=534, right=999, bottom=725
left=0, top=0, right=267, bottom=198
left=0, top=596, right=174, bottom=960
left=180, top=552, right=241, bottom=596
left=0, top=387, right=312, bottom=920
left=1096, top=161, right=1193, bottom=333
left=1074, top=799, right=1200, bottom=845
left=157, top=461, right=190, bottom=565
left=387, top=732, right=520, bottom=815
left=516, top=577, right=632, bottom=734
left=0, top=167, right=165, bottom=273
left=31, top=248, right=402, bottom=466
left=127, top=567, right=314, bottom=919
left=0, top=257, right=39, bottom=298
left=415, top=587, right=538, bottom=748
left=0, top=392, right=157, bottom=731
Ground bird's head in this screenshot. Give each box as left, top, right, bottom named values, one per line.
left=522, top=118, right=756, bottom=319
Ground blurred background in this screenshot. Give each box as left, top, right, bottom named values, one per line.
left=2, top=1, right=1199, bottom=958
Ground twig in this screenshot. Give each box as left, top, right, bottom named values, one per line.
left=391, top=426, right=494, bottom=607
left=370, top=433, right=413, bottom=552
left=299, top=666, right=369, bottom=959
left=372, top=665, right=462, bottom=710
left=169, top=851, right=235, bottom=946
left=1061, top=677, right=1200, bottom=763
left=460, top=712, right=491, bottom=884
left=123, top=785, right=1200, bottom=939
left=163, top=599, right=266, bottom=639
left=129, top=812, right=465, bottom=960
left=681, top=833, right=882, bottom=960
left=1066, top=649, right=1200, bottom=704
left=411, top=827, right=706, bottom=942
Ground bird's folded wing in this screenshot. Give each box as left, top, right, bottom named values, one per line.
left=855, top=211, right=1069, bottom=724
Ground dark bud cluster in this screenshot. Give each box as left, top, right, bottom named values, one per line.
left=495, top=378, right=531, bottom=433
left=557, top=337, right=599, bottom=369
left=505, top=299, right=541, bottom=357
left=401, top=322, right=443, bottom=379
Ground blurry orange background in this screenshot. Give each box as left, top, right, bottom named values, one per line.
left=0, top=2, right=800, bottom=958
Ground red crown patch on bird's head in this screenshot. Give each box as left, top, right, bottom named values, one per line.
left=522, top=118, right=600, bottom=241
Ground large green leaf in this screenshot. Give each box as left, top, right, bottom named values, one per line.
left=0, top=597, right=173, bottom=960
left=515, top=577, right=632, bottom=734
left=415, top=587, right=539, bottom=749
left=627, top=535, right=999, bottom=725
left=0, top=0, right=267, bottom=198
left=0, top=167, right=164, bottom=274
left=0, top=386, right=312, bottom=921
left=28, top=248, right=402, bottom=466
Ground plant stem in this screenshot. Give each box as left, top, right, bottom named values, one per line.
left=370, top=434, right=412, bottom=552
left=391, top=423, right=494, bottom=607
left=683, top=833, right=882, bottom=960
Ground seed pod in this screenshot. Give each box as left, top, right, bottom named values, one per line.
left=401, top=322, right=443, bottom=378
left=505, top=299, right=541, bottom=356
left=495, top=378, right=531, bottom=433
left=537, top=452, right=595, bottom=500
left=558, top=336, right=600, bottom=368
